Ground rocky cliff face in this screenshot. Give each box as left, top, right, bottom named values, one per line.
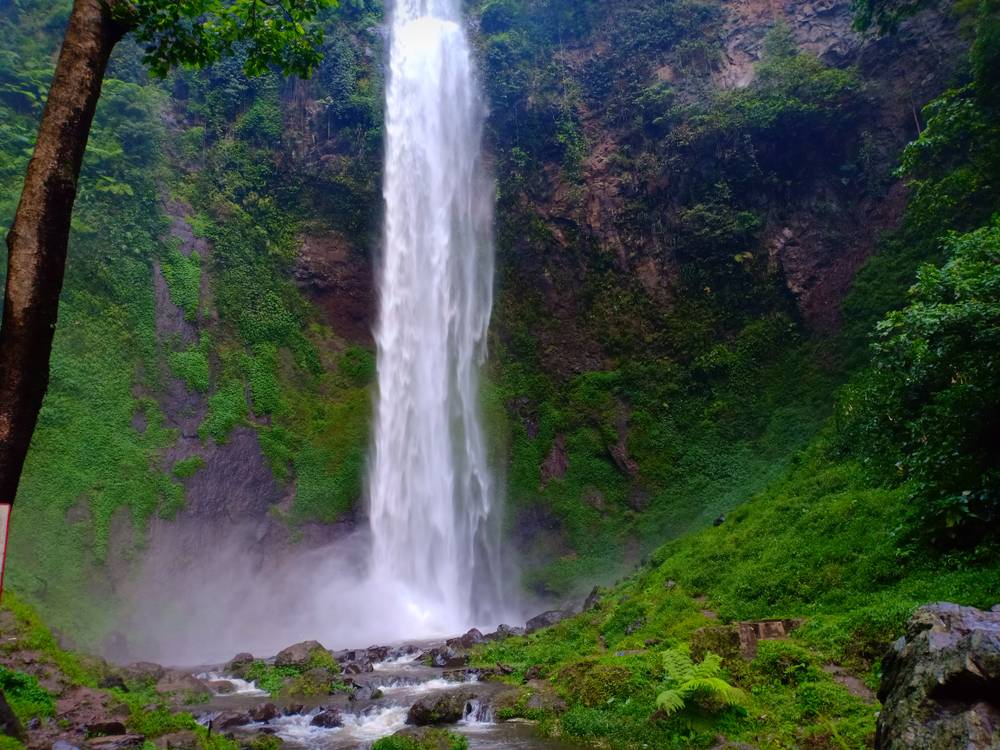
left=266, top=0, right=971, bottom=592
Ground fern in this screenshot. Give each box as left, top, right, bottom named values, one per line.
left=655, top=646, right=745, bottom=716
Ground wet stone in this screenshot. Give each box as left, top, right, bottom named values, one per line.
left=248, top=703, right=279, bottom=723
left=310, top=709, right=343, bottom=728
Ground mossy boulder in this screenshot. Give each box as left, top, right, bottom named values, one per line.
left=118, top=663, right=165, bottom=688
left=279, top=668, right=344, bottom=698
left=226, top=653, right=255, bottom=679
left=406, top=691, right=476, bottom=726
left=274, top=642, right=334, bottom=671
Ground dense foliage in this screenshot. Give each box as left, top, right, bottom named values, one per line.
left=840, top=221, right=1000, bottom=543
left=839, top=0, right=1000, bottom=545
left=126, top=0, right=335, bottom=78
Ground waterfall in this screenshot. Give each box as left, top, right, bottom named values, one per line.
left=368, top=0, right=504, bottom=634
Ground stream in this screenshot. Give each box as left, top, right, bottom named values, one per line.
left=192, top=647, right=582, bottom=750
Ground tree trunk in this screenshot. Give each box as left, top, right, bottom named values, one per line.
left=0, top=0, right=131, bottom=503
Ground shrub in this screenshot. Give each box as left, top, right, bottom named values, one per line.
left=751, top=641, right=820, bottom=687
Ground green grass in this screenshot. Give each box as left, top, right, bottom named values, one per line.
left=172, top=455, right=207, bottom=479
left=0, top=666, right=55, bottom=722
left=169, top=335, right=211, bottom=393
left=199, top=378, right=249, bottom=444
left=161, top=247, right=202, bottom=321
left=0, top=594, right=101, bottom=687
left=372, top=730, right=469, bottom=750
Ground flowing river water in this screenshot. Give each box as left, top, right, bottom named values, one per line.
left=192, top=647, right=584, bottom=750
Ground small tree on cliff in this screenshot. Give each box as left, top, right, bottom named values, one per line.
left=0, top=0, right=334, bottom=504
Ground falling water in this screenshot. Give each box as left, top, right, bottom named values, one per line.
left=368, top=0, right=504, bottom=634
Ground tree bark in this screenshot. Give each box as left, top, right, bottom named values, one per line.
left=0, top=0, right=131, bottom=503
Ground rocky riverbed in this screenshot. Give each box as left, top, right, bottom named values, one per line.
left=1, top=600, right=582, bottom=750
left=186, top=640, right=579, bottom=749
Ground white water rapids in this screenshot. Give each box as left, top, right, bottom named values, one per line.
left=368, top=0, right=506, bottom=633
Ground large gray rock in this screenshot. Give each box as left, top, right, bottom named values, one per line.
left=525, top=610, right=572, bottom=634
left=425, top=646, right=467, bottom=669
left=406, top=691, right=477, bottom=726
left=155, top=671, right=210, bottom=697
left=274, top=641, right=329, bottom=669
left=119, top=662, right=166, bottom=686
left=310, top=709, right=343, bottom=728
left=225, top=653, right=255, bottom=678
left=876, top=602, right=1000, bottom=749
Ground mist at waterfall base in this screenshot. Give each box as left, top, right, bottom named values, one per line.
left=120, top=1, right=519, bottom=666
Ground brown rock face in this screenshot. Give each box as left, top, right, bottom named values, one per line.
left=295, top=233, right=375, bottom=343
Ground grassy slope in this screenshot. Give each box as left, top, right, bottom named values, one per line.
left=470, top=438, right=1000, bottom=749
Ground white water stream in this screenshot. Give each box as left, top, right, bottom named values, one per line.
left=368, top=0, right=505, bottom=633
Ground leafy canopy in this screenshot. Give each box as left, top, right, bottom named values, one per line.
left=118, top=0, right=337, bottom=78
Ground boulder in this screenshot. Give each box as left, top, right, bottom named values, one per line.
left=98, top=675, right=127, bottom=692
left=446, top=629, right=486, bottom=650
left=274, top=641, right=328, bottom=669
left=736, top=619, right=803, bottom=659
left=425, top=646, right=468, bottom=669
left=485, top=624, right=525, bottom=641
left=151, top=731, right=200, bottom=750
left=406, top=691, right=477, bottom=726
left=249, top=703, right=279, bottom=723
left=214, top=711, right=252, bottom=730
left=524, top=680, right=567, bottom=712
left=876, top=603, right=1000, bottom=750
left=207, top=680, right=236, bottom=695
left=119, top=662, right=165, bottom=686
left=340, top=660, right=373, bottom=674
left=310, top=709, right=343, bottom=728
left=525, top=610, right=571, bottom=634
left=226, top=653, right=255, bottom=677
left=155, top=671, right=210, bottom=697
left=582, top=586, right=602, bottom=612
